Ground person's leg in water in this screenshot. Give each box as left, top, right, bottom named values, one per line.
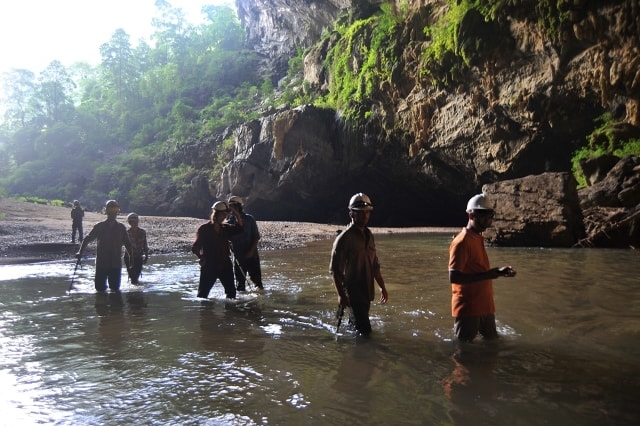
left=245, top=256, right=264, bottom=289
left=129, top=256, right=143, bottom=284
left=107, top=268, right=122, bottom=292
left=454, top=317, right=480, bottom=342
left=349, top=302, right=372, bottom=336
left=197, top=268, right=215, bottom=298
left=220, top=267, right=236, bottom=299
left=478, top=314, right=498, bottom=340
left=94, top=267, right=109, bottom=292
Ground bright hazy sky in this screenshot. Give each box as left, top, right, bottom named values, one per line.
left=0, top=0, right=235, bottom=75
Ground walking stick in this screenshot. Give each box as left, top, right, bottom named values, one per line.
left=230, top=243, right=256, bottom=292
left=336, top=304, right=345, bottom=333
left=69, top=257, right=81, bottom=292
left=232, top=254, right=255, bottom=292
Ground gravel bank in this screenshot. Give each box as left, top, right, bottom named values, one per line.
left=0, top=198, right=456, bottom=264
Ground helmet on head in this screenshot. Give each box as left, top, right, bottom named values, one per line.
left=466, top=194, right=493, bottom=213
left=211, top=201, right=229, bottom=212
left=348, top=193, right=374, bottom=211
left=228, top=195, right=244, bottom=206
left=105, top=200, right=120, bottom=210
left=73, top=200, right=80, bottom=206
left=127, top=212, right=139, bottom=221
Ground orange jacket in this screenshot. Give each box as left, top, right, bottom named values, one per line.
left=448, top=227, right=495, bottom=317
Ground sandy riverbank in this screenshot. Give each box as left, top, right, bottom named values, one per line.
left=0, top=198, right=456, bottom=264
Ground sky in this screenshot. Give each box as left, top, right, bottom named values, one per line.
left=0, top=0, right=235, bottom=76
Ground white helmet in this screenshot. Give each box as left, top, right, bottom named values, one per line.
left=105, top=199, right=120, bottom=210
left=127, top=212, right=139, bottom=221
left=228, top=195, right=244, bottom=206
left=211, top=201, right=229, bottom=212
left=466, top=194, right=493, bottom=213
left=348, top=193, right=374, bottom=211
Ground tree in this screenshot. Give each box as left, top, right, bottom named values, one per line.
left=36, top=61, right=76, bottom=124
left=100, top=29, right=137, bottom=104
left=1, top=68, right=37, bottom=129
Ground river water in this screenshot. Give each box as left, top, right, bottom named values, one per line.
left=1, top=233, right=638, bottom=425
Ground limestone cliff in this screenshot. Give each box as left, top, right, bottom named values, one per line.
left=196, top=0, right=640, bottom=231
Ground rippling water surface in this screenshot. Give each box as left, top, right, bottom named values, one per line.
left=1, top=233, right=639, bottom=425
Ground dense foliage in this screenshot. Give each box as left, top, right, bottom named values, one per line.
left=1, top=0, right=638, bottom=212
left=321, top=3, right=403, bottom=122
left=0, top=2, right=262, bottom=212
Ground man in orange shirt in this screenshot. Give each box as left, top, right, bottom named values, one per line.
left=448, top=194, right=517, bottom=342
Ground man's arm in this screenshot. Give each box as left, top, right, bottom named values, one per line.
left=374, top=269, right=388, bottom=304
left=449, top=267, right=515, bottom=284
left=331, top=271, right=350, bottom=306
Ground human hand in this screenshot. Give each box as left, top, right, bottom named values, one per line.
left=498, top=266, right=516, bottom=277
left=379, top=287, right=388, bottom=304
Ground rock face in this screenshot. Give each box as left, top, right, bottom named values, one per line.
left=576, top=155, right=640, bottom=248
left=236, top=0, right=384, bottom=77
left=174, top=1, right=640, bottom=243
left=214, top=104, right=456, bottom=225
left=482, top=173, right=585, bottom=247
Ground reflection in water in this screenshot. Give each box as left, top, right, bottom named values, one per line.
left=0, top=234, right=639, bottom=425
left=442, top=344, right=499, bottom=426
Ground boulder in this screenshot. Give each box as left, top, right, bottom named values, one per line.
left=579, top=154, right=620, bottom=186
left=482, top=172, right=585, bottom=247
left=579, top=156, right=640, bottom=209
left=575, top=155, right=640, bottom=248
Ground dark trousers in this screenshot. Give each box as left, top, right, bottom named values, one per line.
left=349, top=301, right=372, bottom=336
left=125, top=255, right=143, bottom=284
left=234, top=256, right=263, bottom=290
left=95, top=267, right=122, bottom=292
left=72, top=222, right=83, bottom=243
left=454, top=314, right=498, bottom=342
left=198, top=265, right=236, bottom=299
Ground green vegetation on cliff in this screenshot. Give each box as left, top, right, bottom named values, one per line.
left=421, top=0, right=572, bottom=84
left=572, top=113, right=640, bottom=187
left=321, top=4, right=402, bottom=122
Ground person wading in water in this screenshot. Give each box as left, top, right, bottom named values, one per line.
left=124, top=212, right=149, bottom=284
left=330, top=193, right=389, bottom=336
left=76, top=199, right=133, bottom=292
left=192, top=201, right=244, bottom=300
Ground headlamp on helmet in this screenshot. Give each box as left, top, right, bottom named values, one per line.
left=348, top=193, right=374, bottom=211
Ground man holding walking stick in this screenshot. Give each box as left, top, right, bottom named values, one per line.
left=330, top=193, right=388, bottom=336
left=227, top=195, right=264, bottom=292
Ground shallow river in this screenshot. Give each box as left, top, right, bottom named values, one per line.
left=1, top=233, right=638, bottom=425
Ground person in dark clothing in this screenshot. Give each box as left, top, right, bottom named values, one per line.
left=227, top=195, right=264, bottom=291
left=124, top=212, right=149, bottom=284
left=71, top=200, right=84, bottom=244
left=76, top=199, right=133, bottom=292
left=191, top=201, right=244, bottom=299
left=330, top=193, right=388, bottom=336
